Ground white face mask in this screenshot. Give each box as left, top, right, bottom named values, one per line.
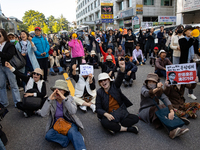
left=148, top=83, right=157, bottom=89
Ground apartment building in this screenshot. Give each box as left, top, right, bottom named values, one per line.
left=76, top=0, right=101, bottom=30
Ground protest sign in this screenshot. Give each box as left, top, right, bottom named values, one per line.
left=166, top=63, right=196, bottom=85
left=96, top=37, right=101, bottom=43
left=80, top=65, right=94, bottom=76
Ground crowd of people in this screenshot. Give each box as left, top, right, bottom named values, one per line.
left=0, top=24, right=200, bottom=150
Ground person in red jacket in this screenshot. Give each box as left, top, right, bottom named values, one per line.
left=99, top=43, right=116, bottom=65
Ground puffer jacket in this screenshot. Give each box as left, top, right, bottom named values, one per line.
left=68, top=39, right=85, bottom=58
left=96, top=70, right=133, bottom=119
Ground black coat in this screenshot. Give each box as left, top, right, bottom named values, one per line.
left=0, top=41, right=15, bottom=66
left=96, top=70, right=133, bottom=119
left=179, top=37, right=197, bottom=64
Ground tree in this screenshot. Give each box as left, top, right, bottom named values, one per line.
left=57, top=14, right=69, bottom=31
left=18, top=24, right=28, bottom=32
left=42, top=23, right=49, bottom=34
left=52, top=22, right=59, bottom=33
left=22, top=10, right=46, bottom=27
left=28, top=25, right=35, bottom=32
left=46, top=15, right=55, bottom=33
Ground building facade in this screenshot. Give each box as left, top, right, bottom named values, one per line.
left=176, top=0, right=200, bottom=25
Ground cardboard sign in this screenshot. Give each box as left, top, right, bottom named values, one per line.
left=166, top=63, right=196, bottom=85
left=80, top=65, right=94, bottom=75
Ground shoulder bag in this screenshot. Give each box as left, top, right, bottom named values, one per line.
left=153, top=96, right=184, bottom=131
left=53, top=118, right=72, bottom=135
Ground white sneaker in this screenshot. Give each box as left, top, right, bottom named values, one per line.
left=19, top=87, right=24, bottom=92
left=23, top=112, right=28, bottom=118
left=197, top=82, right=200, bottom=85
left=90, top=104, right=96, bottom=113
left=79, top=105, right=87, bottom=112
left=188, top=94, right=197, bottom=100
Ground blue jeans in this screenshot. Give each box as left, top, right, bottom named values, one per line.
left=133, top=58, right=146, bottom=65
left=0, top=65, right=21, bottom=107
left=45, top=124, right=86, bottom=150
left=155, top=69, right=166, bottom=78
left=50, top=67, right=63, bottom=73
left=0, top=139, right=6, bottom=150
left=173, top=56, right=180, bottom=64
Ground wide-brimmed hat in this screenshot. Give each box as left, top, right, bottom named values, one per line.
left=33, top=68, right=43, bottom=76
left=145, top=73, right=159, bottom=83
left=65, top=50, right=70, bottom=54
left=98, top=73, right=112, bottom=86
left=90, top=50, right=96, bottom=55
left=106, top=55, right=112, bottom=60
left=183, top=25, right=194, bottom=34
left=7, top=32, right=15, bottom=36
left=35, top=27, right=41, bottom=31
left=51, top=80, right=69, bottom=92
left=159, top=50, right=166, bottom=55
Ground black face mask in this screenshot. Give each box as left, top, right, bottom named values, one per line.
left=177, top=29, right=183, bottom=34
left=125, top=57, right=129, bottom=62
left=106, top=61, right=112, bottom=66
left=169, top=33, right=173, bottom=36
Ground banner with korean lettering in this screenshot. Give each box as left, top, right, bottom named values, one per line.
left=166, top=63, right=196, bottom=85
left=101, top=0, right=113, bottom=23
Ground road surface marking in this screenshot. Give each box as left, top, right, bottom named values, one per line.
left=63, top=73, right=75, bottom=96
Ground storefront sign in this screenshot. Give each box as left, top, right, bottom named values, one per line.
left=119, top=8, right=134, bottom=19
left=153, top=22, right=173, bottom=25
left=101, top=1, right=114, bottom=23
left=166, top=63, right=196, bottom=85
left=141, top=22, right=153, bottom=28
left=183, top=0, right=200, bottom=12
left=132, top=16, right=139, bottom=25
left=124, top=20, right=132, bottom=25
left=158, top=16, right=176, bottom=22
left=136, top=4, right=143, bottom=14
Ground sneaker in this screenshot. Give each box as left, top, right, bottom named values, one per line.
left=191, top=114, right=198, bottom=119
left=197, top=82, right=200, bottom=85
left=180, top=117, right=190, bottom=125
left=188, top=94, right=197, bottom=100
left=90, top=104, right=96, bottom=113
left=127, top=126, right=139, bottom=134
left=152, top=64, right=155, bottom=67
left=129, top=79, right=133, bottom=87
left=124, top=81, right=128, bottom=87
left=23, top=112, right=28, bottom=118
left=58, top=71, right=64, bottom=75
left=19, top=87, right=24, bottom=92
left=79, top=105, right=87, bottom=112
left=169, top=127, right=181, bottom=139
left=66, top=76, right=72, bottom=80
left=50, top=72, right=57, bottom=76
left=176, top=128, right=189, bottom=137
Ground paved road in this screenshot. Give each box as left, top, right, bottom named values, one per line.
left=2, top=62, right=200, bottom=150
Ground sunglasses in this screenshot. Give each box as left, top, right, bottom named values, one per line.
left=33, top=72, right=41, bottom=76
left=99, top=79, right=108, bottom=83
left=0, top=35, right=1, bottom=38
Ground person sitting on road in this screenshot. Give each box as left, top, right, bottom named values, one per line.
left=5, top=62, right=47, bottom=117
left=38, top=80, right=86, bottom=149
left=115, top=45, right=125, bottom=67
left=49, top=50, right=64, bottom=76
left=155, top=50, right=172, bottom=78
left=99, top=55, right=117, bottom=80
left=99, top=43, right=116, bottom=65
left=123, top=54, right=138, bottom=87
left=96, top=60, right=139, bottom=134
left=63, top=50, right=71, bottom=73
left=164, top=77, right=200, bottom=122
left=150, top=46, right=159, bottom=67
left=132, top=44, right=146, bottom=65
left=88, top=50, right=99, bottom=69
left=72, top=64, right=96, bottom=113
left=138, top=73, right=189, bottom=139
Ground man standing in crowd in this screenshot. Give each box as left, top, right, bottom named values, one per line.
left=32, top=27, right=50, bottom=81
left=157, top=26, right=166, bottom=50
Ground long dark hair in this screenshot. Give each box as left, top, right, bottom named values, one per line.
left=0, top=29, right=9, bottom=42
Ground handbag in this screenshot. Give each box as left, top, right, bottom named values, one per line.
left=22, top=96, right=42, bottom=110
left=153, top=97, right=184, bottom=131
left=110, top=103, right=129, bottom=123
left=9, top=48, right=26, bottom=70
left=53, top=118, right=72, bottom=135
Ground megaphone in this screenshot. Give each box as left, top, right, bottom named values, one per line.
left=191, top=29, right=200, bottom=37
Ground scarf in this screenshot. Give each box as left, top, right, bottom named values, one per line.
left=21, top=40, right=28, bottom=54
left=25, top=77, right=44, bottom=93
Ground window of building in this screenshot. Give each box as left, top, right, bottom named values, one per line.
left=161, top=0, right=172, bottom=6
left=91, top=3, right=93, bottom=10
left=128, top=0, right=132, bottom=7
left=85, top=7, right=87, bottom=13
left=97, top=11, right=100, bottom=18
left=85, top=0, right=87, bottom=4
left=83, top=1, right=84, bottom=6
left=88, top=5, right=90, bottom=11
left=98, top=0, right=100, bottom=6
left=119, top=2, right=123, bottom=10
left=94, top=0, right=96, bottom=8
left=143, top=0, right=154, bottom=5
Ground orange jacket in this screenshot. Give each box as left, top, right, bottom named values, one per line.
left=100, top=46, right=116, bottom=65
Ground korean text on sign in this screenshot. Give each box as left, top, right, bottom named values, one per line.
left=80, top=65, right=94, bottom=76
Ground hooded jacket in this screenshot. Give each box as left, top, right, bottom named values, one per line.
left=68, top=39, right=85, bottom=58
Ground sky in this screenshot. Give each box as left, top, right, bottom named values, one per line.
left=1, top=0, right=76, bottom=22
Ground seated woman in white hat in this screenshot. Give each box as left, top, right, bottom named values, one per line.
left=39, top=80, right=86, bottom=149
left=72, top=64, right=96, bottom=113
left=96, top=60, right=139, bottom=134
left=5, top=61, right=47, bottom=117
